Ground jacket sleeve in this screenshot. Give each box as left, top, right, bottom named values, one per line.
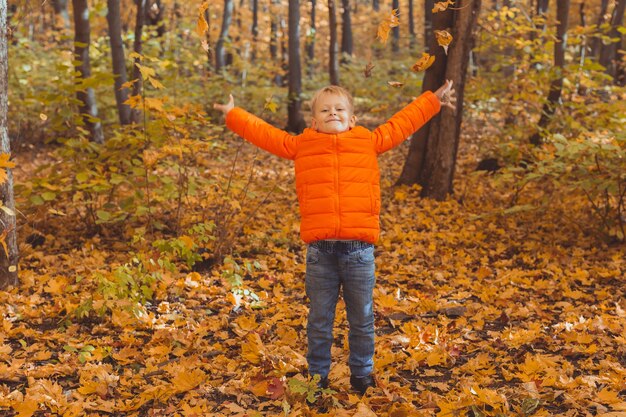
left=372, top=91, right=441, bottom=154
left=225, top=107, right=298, bottom=160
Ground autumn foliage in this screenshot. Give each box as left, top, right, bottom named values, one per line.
left=1, top=0, right=625, bottom=416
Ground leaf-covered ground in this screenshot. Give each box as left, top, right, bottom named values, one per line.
left=1, top=129, right=625, bottom=417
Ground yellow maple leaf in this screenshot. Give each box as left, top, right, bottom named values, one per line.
left=435, top=30, right=453, bottom=54
left=598, top=388, right=621, bottom=404
left=432, top=0, right=454, bottom=13
left=171, top=369, right=206, bottom=393
left=12, top=399, right=39, bottom=417
left=242, top=332, right=265, bottom=364
left=411, top=53, right=436, bottom=72
left=376, top=9, right=400, bottom=44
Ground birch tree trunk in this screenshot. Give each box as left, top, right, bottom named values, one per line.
left=0, top=0, right=18, bottom=289
left=216, top=0, right=234, bottom=71
left=287, top=0, right=306, bottom=133
left=72, top=0, right=104, bottom=143
left=52, top=0, right=70, bottom=29
left=107, top=0, right=131, bottom=125
left=397, top=0, right=481, bottom=200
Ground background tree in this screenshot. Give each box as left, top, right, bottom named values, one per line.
left=72, top=0, right=104, bottom=143
left=306, top=0, right=317, bottom=76
left=51, top=0, right=70, bottom=29
left=131, top=0, right=147, bottom=124
left=598, top=0, right=625, bottom=83
left=287, top=0, right=306, bottom=132
left=251, top=0, right=259, bottom=61
left=397, top=0, right=481, bottom=199
left=340, top=0, right=353, bottom=61
left=107, top=0, right=131, bottom=125
left=216, top=0, right=234, bottom=71
left=328, top=0, right=339, bottom=84
left=392, top=0, right=399, bottom=52
left=0, top=0, right=18, bottom=289
left=408, top=0, right=416, bottom=49
left=529, top=0, right=570, bottom=145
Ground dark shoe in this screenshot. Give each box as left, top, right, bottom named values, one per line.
left=350, top=375, right=375, bottom=395
left=318, top=376, right=329, bottom=389
left=309, top=374, right=329, bottom=389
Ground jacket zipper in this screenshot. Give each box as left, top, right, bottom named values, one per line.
left=333, top=134, right=340, bottom=236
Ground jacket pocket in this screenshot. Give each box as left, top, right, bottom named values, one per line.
left=298, top=184, right=308, bottom=214
left=369, top=184, right=380, bottom=214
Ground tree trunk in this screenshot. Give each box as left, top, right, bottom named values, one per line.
left=425, top=0, right=434, bottom=50
left=72, top=0, right=104, bottom=143
left=251, top=0, right=259, bottom=61
left=372, top=0, right=379, bottom=11
left=408, top=0, right=416, bottom=49
left=107, top=0, right=131, bottom=125
left=529, top=0, right=570, bottom=145
left=205, top=7, right=213, bottom=72
left=270, top=0, right=279, bottom=60
left=397, top=0, right=481, bottom=200
left=216, top=0, right=234, bottom=71
left=392, top=0, right=400, bottom=52
left=287, top=0, right=306, bottom=133
left=328, top=0, right=339, bottom=84
left=589, top=0, right=609, bottom=58
left=0, top=0, right=18, bottom=289
left=146, top=0, right=166, bottom=37
left=340, top=0, right=353, bottom=60
left=306, top=0, right=316, bottom=76
left=131, top=0, right=146, bottom=124
left=598, top=0, right=625, bottom=81
left=52, top=0, right=70, bottom=29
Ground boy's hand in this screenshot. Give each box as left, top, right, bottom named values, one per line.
left=213, top=94, right=235, bottom=115
left=434, top=80, right=457, bottom=111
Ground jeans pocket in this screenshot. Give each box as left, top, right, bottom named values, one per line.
left=356, top=246, right=375, bottom=264
left=306, top=245, right=321, bottom=264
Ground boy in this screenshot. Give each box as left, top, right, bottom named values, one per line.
left=214, top=81, right=456, bottom=394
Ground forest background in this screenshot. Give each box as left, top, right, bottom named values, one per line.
left=0, top=0, right=624, bottom=416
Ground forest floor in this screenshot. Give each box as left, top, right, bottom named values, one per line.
left=1, top=118, right=625, bottom=417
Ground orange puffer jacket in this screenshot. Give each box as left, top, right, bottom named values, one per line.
left=225, top=91, right=441, bottom=243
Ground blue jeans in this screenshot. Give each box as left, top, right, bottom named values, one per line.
left=305, top=240, right=376, bottom=378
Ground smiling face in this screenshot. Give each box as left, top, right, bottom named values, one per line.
left=310, top=92, right=357, bottom=134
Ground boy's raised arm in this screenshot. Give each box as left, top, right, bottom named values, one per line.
left=372, top=80, right=456, bottom=154
left=213, top=95, right=297, bottom=160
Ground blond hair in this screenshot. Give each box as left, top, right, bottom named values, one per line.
left=310, top=85, right=354, bottom=114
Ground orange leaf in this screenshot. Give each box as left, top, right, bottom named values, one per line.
left=411, top=53, right=436, bottom=72
left=196, top=2, right=210, bottom=37
left=432, top=0, right=454, bottom=13
left=376, top=9, right=400, bottom=44
left=435, top=30, right=453, bottom=54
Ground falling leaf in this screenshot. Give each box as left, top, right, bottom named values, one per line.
left=364, top=62, right=375, bottom=78
left=39, top=113, right=47, bottom=121
left=411, top=53, right=436, bottom=72
left=264, top=96, right=278, bottom=113
left=435, top=30, right=453, bottom=54
left=387, top=81, right=404, bottom=88
left=196, top=2, right=210, bottom=37
left=376, top=9, right=400, bottom=44
left=432, top=0, right=454, bottom=13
